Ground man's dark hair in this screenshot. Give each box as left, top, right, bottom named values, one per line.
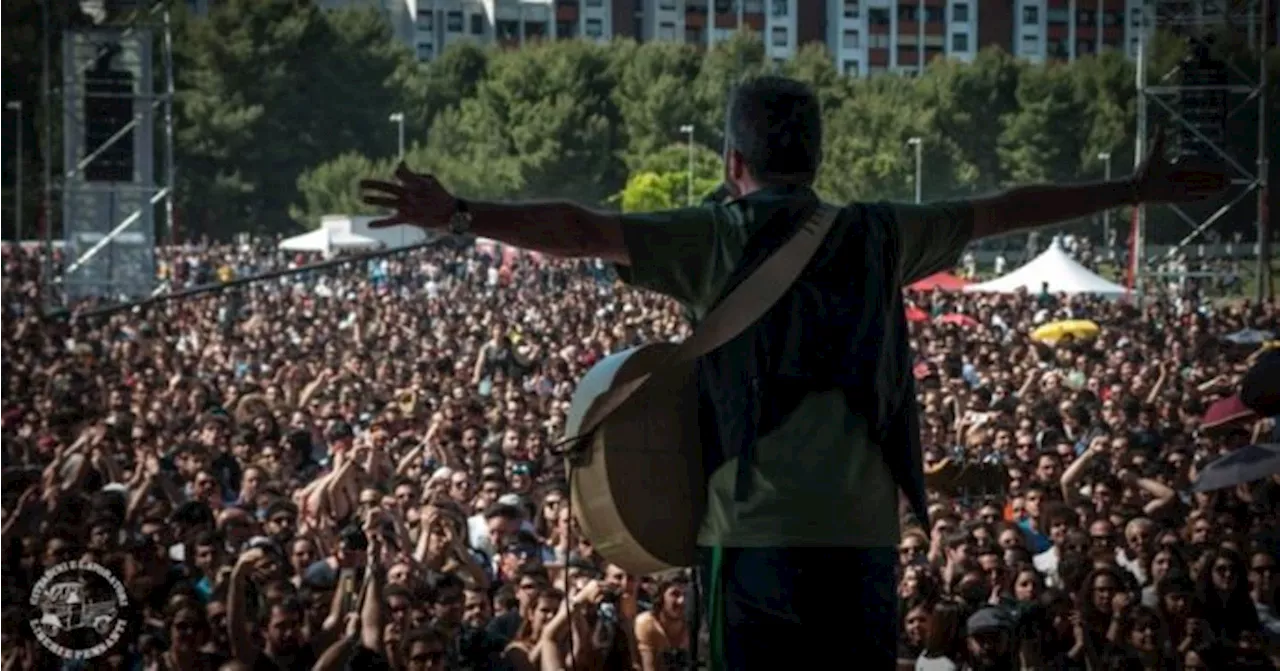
left=483, top=502, right=522, bottom=522
left=725, top=76, right=823, bottom=186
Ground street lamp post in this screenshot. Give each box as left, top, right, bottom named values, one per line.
left=6, top=101, right=22, bottom=243
left=1098, top=151, right=1112, bottom=249
left=907, top=136, right=923, bottom=204
left=389, top=112, right=405, bottom=159
left=679, top=124, right=695, bottom=205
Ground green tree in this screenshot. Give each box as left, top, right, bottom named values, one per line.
left=291, top=151, right=388, bottom=226
left=425, top=39, right=626, bottom=204
left=817, top=75, right=928, bottom=203
left=174, top=0, right=417, bottom=236
left=918, top=48, right=1023, bottom=195
left=693, top=31, right=769, bottom=149
left=999, top=62, right=1085, bottom=184
left=610, top=40, right=706, bottom=167
left=615, top=171, right=719, bottom=213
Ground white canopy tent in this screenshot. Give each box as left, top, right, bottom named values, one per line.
left=278, top=227, right=383, bottom=256
left=964, top=241, right=1129, bottom=296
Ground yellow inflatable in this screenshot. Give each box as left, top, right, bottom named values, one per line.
left=1031, top=319, right=1100, bottom=345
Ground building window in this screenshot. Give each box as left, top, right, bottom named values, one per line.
left=416, top=43, right=433, bottom=60
left=471, top=14, right=486, bottom=35
left=953, top=3, right=969, bottom=22
left=771, top=0, right=788, bottom=17
left=1077, top=9, right=1093, bottom=24
left=446, top=10, right=463, bottom=31
left=952, top=32, right=969, bottom=51
left=843, top=0, right=859, bottom=19
left=744, top=0, right=764, bottom=12
left=659, top=21, right=677, bottom=40
left=1046, top=8, right=1069, bottom=22
left=1077, top=39, right=1094, bottom=54
left=868, top=32, right=891, bottom=48
left=714, top=0, right=735, bottom=12
left=925, top=6, right=944, bottom=22
left=585, top=18, right=604, bottom=37
left=496, top=20, right=519, bottom=40
left=685, top=26, right=704, bottom=42
left=1020, top=34, right=1039, bottom=53
left=843, top=59, right=860, bottom=75
left=1022, top=5, right=1038, bottom=24
left=660, top=0, right=677, bottom=8
left=842, top=28, right=860, bottom=49
left=771, top=25, right=787, bottom=46
left=898, top=4, right=917, bottom=21
left=1129, top=37, right=1140, bottom=56
left=586, top=0, right=604, bottom=7
left=868, top=8, right=890, bottom=25
left=557, top=20, right=577, bottom=37
left=417, top=11, right=433, bottom=31
left=526, top=21, right=547, bottom=40
left=1130, top=7, right=1144, bottom=25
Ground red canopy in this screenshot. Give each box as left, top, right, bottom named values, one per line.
left=905, top=305, right=929, bottom=323
left=1201, top=395, right=1257, bottom=431
left=909, top=272, right=971, bottom=292
left=937, top=313, right=980, bottom=328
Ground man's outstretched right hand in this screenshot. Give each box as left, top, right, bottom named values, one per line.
left=360, top=162, right=460, bottom=230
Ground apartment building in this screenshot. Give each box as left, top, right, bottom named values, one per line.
left=402, top=0, right=1172, bottom=74
left=173, top=0, right=1271, bottom=75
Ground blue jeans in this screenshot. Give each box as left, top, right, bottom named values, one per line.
left=699, top=547, right=898, bottom=670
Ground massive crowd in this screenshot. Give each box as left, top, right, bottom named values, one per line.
left=1, top=235, right=1277, bottom=671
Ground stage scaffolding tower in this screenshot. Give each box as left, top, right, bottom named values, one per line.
left=1133, top=0, right=1272, bottom=301
left=42, top=1, right=177, bottom=303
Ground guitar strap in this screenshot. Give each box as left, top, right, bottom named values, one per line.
left=569, top=203, right=842, bottom=444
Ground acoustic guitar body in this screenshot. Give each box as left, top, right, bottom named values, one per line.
left=563, top=343, right=706, bottom=575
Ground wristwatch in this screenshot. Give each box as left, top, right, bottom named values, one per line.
left=449, top=197, right=473, bottom=236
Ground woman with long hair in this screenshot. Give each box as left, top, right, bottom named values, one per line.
left=1140, top=546, right=1188, bottom=607
left=897, top=597, right=934, bottom=670
left=1112, top=605, right=1175, bottom=671
left=1074, top=566, right=1131, bottom=642
left=504, top=587, right=565, bottom=671
left=916, top=600, right=967, bottom=671
left=1192, top=546, right=1261, bottom=643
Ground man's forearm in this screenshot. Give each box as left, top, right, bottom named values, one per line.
left=969, top=178, right=1137, bottom=240
left=465, top=201, right=629, bottom=264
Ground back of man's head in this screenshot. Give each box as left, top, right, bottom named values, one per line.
left=725, top=76, right=822, bottom=186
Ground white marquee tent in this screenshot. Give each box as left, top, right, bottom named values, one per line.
left=278, top=226, right=382, bottom=256
left=964, top=241, right=1129, bottom=296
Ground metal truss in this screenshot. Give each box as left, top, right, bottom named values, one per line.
left=42, top=1, right=177, bottom=303
left=1132, top=0, right=1272, bottom=301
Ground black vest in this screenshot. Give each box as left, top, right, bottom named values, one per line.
left=694, top=188, right=929, bottom=527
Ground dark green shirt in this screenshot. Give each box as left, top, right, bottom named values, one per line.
left=615, top=193, right=973, bottom=547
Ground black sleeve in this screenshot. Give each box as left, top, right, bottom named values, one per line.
left=344, top=644, right=393, bottom=671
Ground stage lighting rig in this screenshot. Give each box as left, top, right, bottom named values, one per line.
left=1173, top=37, right=1228, bottom=163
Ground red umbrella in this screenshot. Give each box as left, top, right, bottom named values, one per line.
left=937, top=313, right=980, bottom=328
left=905, top=304, right=929, bottom=323
left=909, top=272, right=971, bottom=292
left=1201, top=394, right=1257, bottom=431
